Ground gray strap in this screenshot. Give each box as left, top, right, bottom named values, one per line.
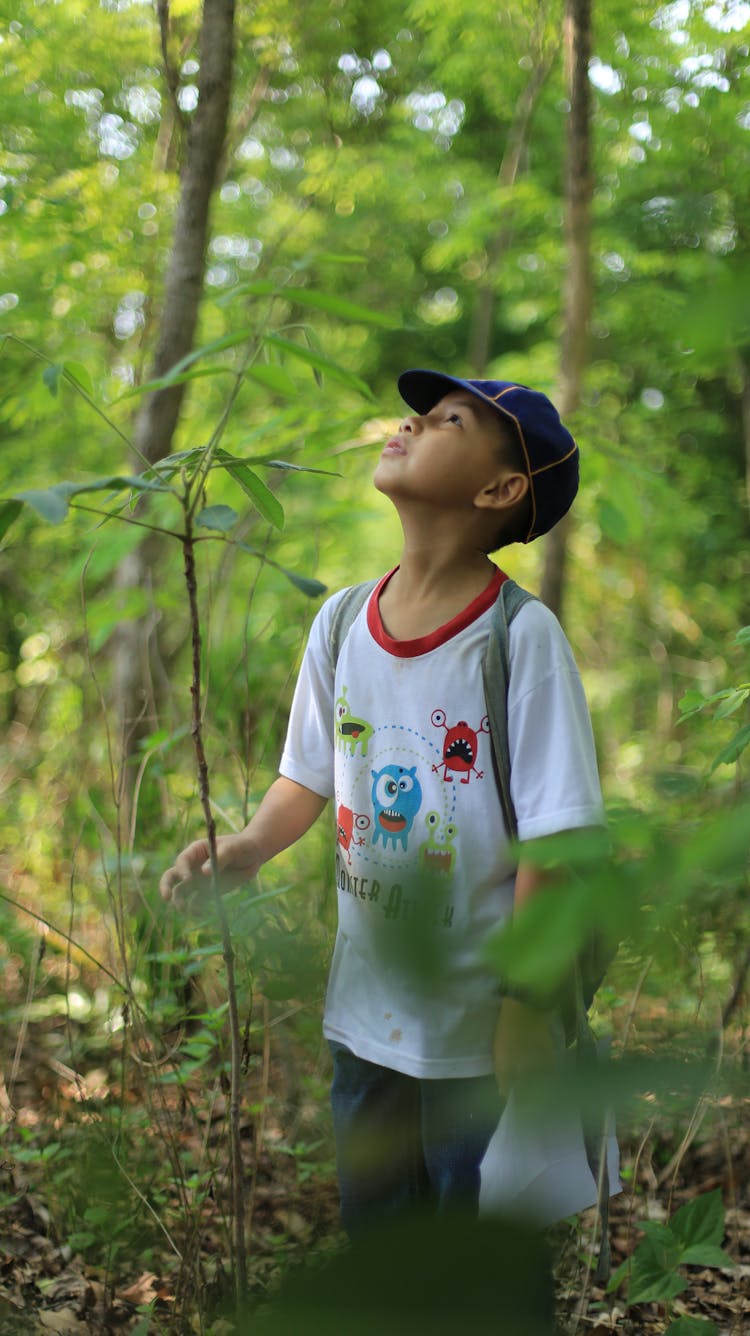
left=481, top=578, right=537, bottom=840
left=327, top=579, right=379, bottom=674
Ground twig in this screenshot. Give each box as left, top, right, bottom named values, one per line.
left=0, top=891, right=124, bottom=989
left=182, top=512, right=248, bottom=1303
left=721, top=940, right=750, bottom=1032
left=7, top=932, right=44, bottom=1112
left=246, top=994, right=272, bottom=1252
left=657, top=1002, right=724, bottom=1198
left=618, top=955, right=653, bottom=1054
left=156, top=0, right=189, bottom=132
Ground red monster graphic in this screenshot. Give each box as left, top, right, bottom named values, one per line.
left=336, top=803, right=371, bottom=864
left=431, top=708, right=490, bottom=785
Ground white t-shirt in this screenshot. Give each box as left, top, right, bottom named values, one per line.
left=279, top=567, right=603, bottom=1079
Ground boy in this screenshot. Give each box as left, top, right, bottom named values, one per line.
left=159, top=369, right=604, bottom=1238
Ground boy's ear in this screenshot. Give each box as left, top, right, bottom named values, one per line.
left=474, top=471, right=529, bottom=513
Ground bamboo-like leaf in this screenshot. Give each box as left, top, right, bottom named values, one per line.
left=710, top=723, right=750, bottom=770
left=166, top=328, right=256, bottom=378
left=196, top=504, right=239, bottom=532
left=14, top=486, right=71, bottom=523
left=0, top=499, right=23, bottom=542
left=219, top=456, right=284, bottom=529
left=713, top=687, right=749, bottom=720
left=225, top=280, right=398, bottom=328
left=42, top=364, right=62, bottom=397
left=72, top=474, right=173, bottom=496
left=244, top=363, right=299, bottom=397
left=236, top=543, right=326, bottom=596
left=280, top=567, right=328, bottom=597
left=263, top=334, right=374, bottom=399
left=113, top=364, right=235, bottom=402
left=63, top=360, right=94, bottom=395
left=266, top=458, right=341, bottom=477
left=316, top=252, right=368, bottom=265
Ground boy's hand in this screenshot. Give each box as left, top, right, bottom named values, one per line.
left=159, top=833, right=263, bottom=902
left=493, top=997, right=557, bottom=1096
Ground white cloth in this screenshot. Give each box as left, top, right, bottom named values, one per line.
left=279, top=567, right=604, bottom=1079
left=479, top=1033, right=622, bottom=1224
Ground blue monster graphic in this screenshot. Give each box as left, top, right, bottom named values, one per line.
left=371, top=764, right=423, bottom=851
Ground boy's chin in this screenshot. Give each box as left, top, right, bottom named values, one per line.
left=372, top=465, right=395, bottom=496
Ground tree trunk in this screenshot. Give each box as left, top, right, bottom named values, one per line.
left=114, top=0, right=236, bottom=786
left=469, top=11, right=558, bottom=376
left=540, top=0, right=593, bottom=620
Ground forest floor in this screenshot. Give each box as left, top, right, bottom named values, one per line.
left=1, top=1007, right=748, bottom=1336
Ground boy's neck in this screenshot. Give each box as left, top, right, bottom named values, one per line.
left=378, top=526, right=498, bottom=641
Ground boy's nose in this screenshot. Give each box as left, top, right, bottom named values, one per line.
left=399, top=415, right=418, bottom=434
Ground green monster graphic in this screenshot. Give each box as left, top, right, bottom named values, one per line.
left=418, top=810, right=457, bottom=877
left=335, top=686, right=374, bottom=758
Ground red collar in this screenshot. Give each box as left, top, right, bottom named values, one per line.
left=367, top=566, right=506, bottom=658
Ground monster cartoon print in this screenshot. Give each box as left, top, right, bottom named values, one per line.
left=336, top=803, right=370, bottom=865
left=418, top=811, right=457, bottom=877
left=371, top=764, right=423, bottom=851
left=335, top=686, right=374, bottom=758
left=431, top=709, right=490, bottom=785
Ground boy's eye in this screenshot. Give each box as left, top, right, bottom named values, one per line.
left=447, top=412, right=463, bottom=425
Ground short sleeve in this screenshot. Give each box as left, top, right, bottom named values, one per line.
left=278, top=589, right=349, bottom=799
left=507, top=601, right=604, bottom=841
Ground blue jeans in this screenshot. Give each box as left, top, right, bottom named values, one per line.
left=329, top=1041, right=505, bottom=1238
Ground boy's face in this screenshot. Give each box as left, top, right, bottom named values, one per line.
left=374, top=391, right=513, bottom=511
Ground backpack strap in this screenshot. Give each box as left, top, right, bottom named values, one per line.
left=481, top=576, right=537, bottom=840
left=327, top=579, right=379, bottom=673
left=483, top=578, right=612, bottom=1276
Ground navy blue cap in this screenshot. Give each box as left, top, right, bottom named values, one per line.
left=397, top=369, right=579, bottom=542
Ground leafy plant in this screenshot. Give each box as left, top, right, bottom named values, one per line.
left=679, top=627, right=750, bottom=771
left=608, top=1188, right=733, bottom=1330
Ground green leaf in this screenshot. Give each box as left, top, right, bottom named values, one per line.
left=196, top=504, right=239, bottom=533
left=264, top=334, right=374, bottom=399
left=316, top=251, right=368, bottom=265
left=236, top=544, right=327, bottom=597
left=280, top=567, right=328, bottom=598
left=265, top=458, right=340, bottom=477
left=217, top=455, right=284, bottom=529
left=678, top=688, right=708, bottom=717
left=42, top=364, right=62, bottom=396
left=226, top=280, right=398, bottom=328
left=598, top=498, right=630, bottom=544
left=244, top=363, right=299, bottom=397
left=664, top=1318, right=719, bottom=1336
left=113, top=364, right=235, bottom=402
left=605, top=1256, right=630, bottom=1294
left=710, top=723, right=750, bottom=769
left=14, top=486, right=70, bottom=523
left=669, top=1189, right=724, bottom=1251
left=679, top=1243, right=734, bottom=1269
left=70, top=474, right=172, bottom=497
left=626, top=1233, right=688, bottom=1305
left=713, top=687, right=749, bottom=719
left=0, top=499, right=23, bottom=543
left=166, top=328, right=256, bottom=378
left=63, top=360, right=94, bottom=395
left=734, top=625, right=750, bottom=646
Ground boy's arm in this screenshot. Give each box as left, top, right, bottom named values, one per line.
left=159, top=776, right=328, bottom=901
left=492, top=858, right=557, bottom=1094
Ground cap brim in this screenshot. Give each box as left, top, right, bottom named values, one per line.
left=398, top=370, right=480, bottom=416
